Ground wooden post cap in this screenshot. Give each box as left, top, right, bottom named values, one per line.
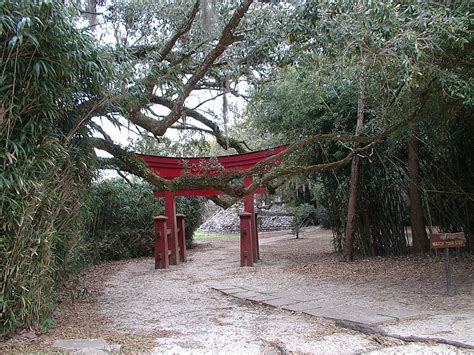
left=176, top=214, right=186, bottom=218
left=154, top=215, right=168, bottom=220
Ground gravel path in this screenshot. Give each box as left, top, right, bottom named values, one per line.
left=4, top=228, right=471, bottom=353
left=97, top=229, right=473, bottom=354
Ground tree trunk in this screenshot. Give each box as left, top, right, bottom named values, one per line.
left=343, top=74, right=365, bottom=261
left=408, top=134, right=429, bottom=253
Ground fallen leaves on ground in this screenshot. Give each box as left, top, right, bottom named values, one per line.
left=1, top=260, right=172, bottom=353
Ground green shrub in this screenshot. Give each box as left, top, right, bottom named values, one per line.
left=176, top=196, right=206, bottom=249
left=0, top=1, right=107, bottom=334
left=289, top=203, right=317, bottom=238
left=86, top=179, right=159, bottom=261
left=86, top=179, right=206, bottom=261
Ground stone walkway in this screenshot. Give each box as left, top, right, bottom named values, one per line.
left=211, top=285, right=423, bottom=325
left=211, top=281, right=474, bottom=350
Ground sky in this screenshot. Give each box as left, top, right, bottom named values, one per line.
left=93, top=87, right=246, bottom=157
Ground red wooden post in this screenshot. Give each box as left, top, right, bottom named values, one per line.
left=255, top=212, right=260, bottom=260
left=164, top=191, right=179, bottom=265
left=176, top=213, right=187, bottom=262
left=154, top=215, right=169, bottom=269
left=239, top=212, right=254, bottom=267
left=243, top=176, right=258, bottom=262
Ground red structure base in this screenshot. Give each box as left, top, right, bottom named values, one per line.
left=176, top=214, right=187, bottom=262
left=239, top=212, right=254, bottom=266
left=154, top=216, right=169, bottom=269
left=153, top=211, right=188, bottom=270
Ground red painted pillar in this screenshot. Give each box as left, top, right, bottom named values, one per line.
left=255, top=212, right=260, bottom=260
left=239, top=212, right=254, bottom=266
left=243, top=176, right=258, bottom=262
left=164, top=191, right=179, bottom=265
left=154, top=215, right=169, bottom=269
left=176, top=213, right=187, bottom=262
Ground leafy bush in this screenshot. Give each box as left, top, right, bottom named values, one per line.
left=86, top=179, right=159, bottom=261
left=176, top=196, right=207, bottom=248
left=289, top=203, right=317, bottom=238
left=315, top=206, right=331, bottom=228
left=87, top=179, right=206, bottom=261
left=0, top=1, right=107, bottom=334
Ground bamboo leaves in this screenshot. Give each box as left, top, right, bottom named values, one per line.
left=1, top=1, right=107, bottom=334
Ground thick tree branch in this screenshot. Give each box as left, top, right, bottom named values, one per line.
left=91, top=137, right=171, bottom=190
left=126, top=110, right=168, bottom=136
left=144, top=0, right=201, bottom=94
left=161, top=0, right=254, bottom=129
left=170, top=124, right=213, bottom=134
left=91, top=80, right=433, bottom=199
left=90, top=111, right=423, bottom=202
left=150, top=96, right=250, bottom=153
left=208, top=195, right=239, bottom=209
left=127, top=1, right=253, bottom=131
left=244, top=143, right=377, bottom=195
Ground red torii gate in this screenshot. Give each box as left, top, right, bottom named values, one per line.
left=136, top=145, right=288, bottom=269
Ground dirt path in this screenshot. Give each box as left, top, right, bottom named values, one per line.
left=3, top=228, right=472, bottom=354
left=99, top=240, right=371, bottom=353
left=97, top=228, right=472, bottom=353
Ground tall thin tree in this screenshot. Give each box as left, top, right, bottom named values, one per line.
left=343, top=73, right=365, bottom=261
left=408, top=133, right=430, bottom=252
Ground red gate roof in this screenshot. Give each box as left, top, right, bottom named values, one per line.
left=136, top=145, right=288, bottom=197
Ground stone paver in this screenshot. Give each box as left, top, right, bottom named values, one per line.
left=302, top=305, right=395, bottom=325
left=271, top=291, right=321, bottom=302
left=217, top=288, right=424, bottom=326
left=245, top=293, right=280, bottom=302
left=230, top=290, right=262, bottom=299
left=52, top=339, right=122, bottom=354
left=211, top=285, right=242, bottom=291
left=283, top=299, right=332, bottom=312
left=216, top=286, right=474, bottom=349
left=264, top=297, right=302, bottom=307
left=221, top=287, right=247, bottom=295
left=370, top=307, right=428, bottom=321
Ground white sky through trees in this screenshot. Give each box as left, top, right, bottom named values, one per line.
left=86, top=1, right=248, bottom=159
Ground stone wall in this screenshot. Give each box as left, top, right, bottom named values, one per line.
left=198, top=203, right=293, bottom=233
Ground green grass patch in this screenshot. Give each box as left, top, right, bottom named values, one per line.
left=194, top=231, right=240, bottom=241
